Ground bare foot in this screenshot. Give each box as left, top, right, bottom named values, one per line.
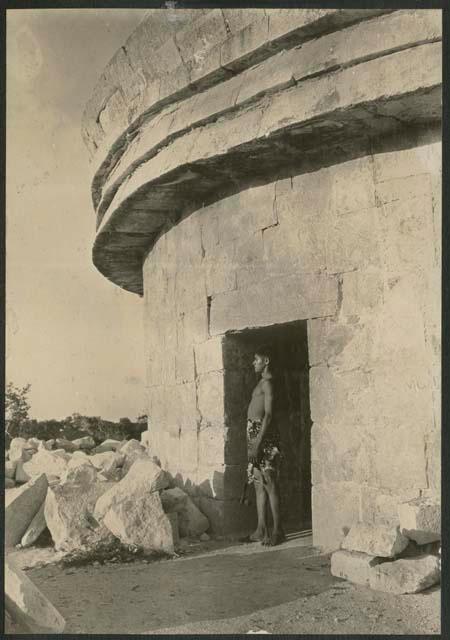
left=250, top=528, right=267, bottom=542
left=261, top=532, right=271, bottom=546
left=267, top=529, right=286, bottom=546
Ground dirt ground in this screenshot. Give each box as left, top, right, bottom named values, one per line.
left=13, top=532, right=440, bottom=635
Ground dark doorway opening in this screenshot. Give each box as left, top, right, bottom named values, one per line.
left=223, top=320, right=312, bottom=532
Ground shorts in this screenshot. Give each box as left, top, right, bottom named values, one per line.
left=246, top=419, right=281, bottom=483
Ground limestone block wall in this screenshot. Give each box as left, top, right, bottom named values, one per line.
left=142, top=135, right=441, bottom=543
left=83, top=9, right=442, bottom=546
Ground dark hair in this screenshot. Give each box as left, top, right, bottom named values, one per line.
left=254, top=344, right=273, bottom=362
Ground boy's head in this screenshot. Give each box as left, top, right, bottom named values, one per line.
left=253, top=344, right=273, bottom=373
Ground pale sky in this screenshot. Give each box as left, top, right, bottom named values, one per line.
left=6, top=9, right=150, bottom=420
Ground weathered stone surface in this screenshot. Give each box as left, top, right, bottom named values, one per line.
left=90, top=451, right=125, bottom=479
left=103, top=489, right=176, bottom=554
left=6, top=477, right=16, bottom=488
left=44, top=439, right=55, bottom=450
left=15, top=460, right=31, bottom=484
left=20, top=502, right=47, bottom=548
left=55, top=438, right=79, bottom=452
left=67, top=450, right=91, bottom=466
left=9, top=438, right=35, bottom=463
left=369, top=554, right=440, bottom=594
left=61, top=463, right=98, bottom=485
left=5, top=474, right=48, bottom=548
left=398, top=498, right=441, bottom=544
left=6, top=459, right=17, bottom=478
left=95, top=438, right=123, bottom=453
left=331, top=550, right=383, bottom=585
left=71, top=436, right=96, bottom=450
left=120, top=439, right=149, bottom=475
left=160, top=487, right=209, bottom=537
left=44, top=480, right=115, bottom=552
left=342, top=522, right=409, bottom=558
left=141, top=429, right=151, bottom=448
left=27, top=437, right=44, bottom=449
left=94, top=458, right=171, bottom=521
left=210, top=273, right=338, bottom=335
left=5, top=558, right=66, bottom=633
left=312, top=482, right=360, bottom=552
left=22, top=449, right=69, bottom=480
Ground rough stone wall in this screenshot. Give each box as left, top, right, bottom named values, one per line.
left=143, top=137, right=440, bottom=545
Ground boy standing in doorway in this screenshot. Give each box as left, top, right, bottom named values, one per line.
left=244, top=345, right=285, bottom=546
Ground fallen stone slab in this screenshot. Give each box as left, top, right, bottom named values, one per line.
left=71, top=435, right=96, bottom=449
left=5, top=474, right=48, bottom=548
left=95, top=458, right=170, bottom=521
left=102, top=489, right=176, bottom=554
left=55, top=438, right=79, bottom=452
left=27, top=437, right=44, bottom=450
left=95, top=438, right=123, bottom=453
left=61, top=463, right=98, bottom=485
left=331, top=549, right=383, bottom=586
left=15, top=460, right=31, bottom=484
left=44, top=439, right=55, bottom=450
left=20, top=502, right=47, bottom=548
left=90, top=451, right=125, bottom=479
left=45, top=480, right=116, bottom=551
left=6, top=459, right=17, bottom=479
left=9, top=438, right=35, bottom=463
left=341, top=522, right=409, bottom=558
left=120, top=439, right=149, bottom=475
left=161, top=487, right=209, bottom=537
left=141, top=429, right=151, bottom=448
left=5, top=557, right=66, bottom=633
left=398, top=497, right=441, bottom=545
left=6, top=478, right=16, bottom=489
left=369, top=554, right=440, bottom=594
left=67, top=450, right=92, bottom=467
left=22, top=449, right=69, bottom=480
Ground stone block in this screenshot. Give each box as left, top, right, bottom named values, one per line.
left=175, top=343, right=195, bottom=383
left=45, top=480, right=115, bottom=552
left=206, top=259, right=237, bottom=297
left=222, top=9, right=264, bottom=34
left=379, top=196, right=435, bottom=274
left=198, top=425, right=225, bottom=468
left=374, top=142, right=442, bottom=184
left=341, top=522, right=409, bottom=558
left=309, top=365, right=372, bottom=426
left=197, top=371, right=225, bottom=428
left=397, top=498, right=440, bottom=544
left=235, top=49, right=296, bottom=105
left=161, top=487, right=209, bottom=537
left=5, top=558, right=66, bottom=633
left=331, top=156, right=375, bottom=216
left=369, top=554, right=440, bottom=594
left=220, top=15, right=270, bottom=72
left=9, top=438, right=34, bottom=463
left=326, top=207, right=381, bottom=274
left=178, top=429, right=199, bottom=475
left=5, top=475, right=48, bottom=548
left=308, top=318, right=360, bottom=367
left=341, top=269, right=384, bottom=317
left=375, top=172, right=432, bottom=206
left=194, top=337, right=224, bottom=374
left=331, top=550, right=383, bottom=585
left=20, top=502, right=47, bottom=548
left=103, top=489, right=176, bottom=555
left=6, top=478, right=16, bottom=489
left=94, top=458, right=170, bottom=521
left=95, top=438, right=124, bottom=453
left=71, top=436, right=96, bottom=450
left=22, top=449, right=69, bottom=480
left=6, top=459, right=17, bottom=479
left=312, top=482, right=360, bottom=552
left=210, top=273, right=338, bottom=335
left=178, top=305, right=209, bottom=345
left=175, top=9, right=228, bottom=77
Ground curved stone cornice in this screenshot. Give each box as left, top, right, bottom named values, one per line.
left=84, top=10, right=442, bottom=296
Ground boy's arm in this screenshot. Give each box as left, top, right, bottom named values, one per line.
left=250, top=380, right=273, bottom=461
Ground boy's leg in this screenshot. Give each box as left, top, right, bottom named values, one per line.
left=250, top=467, right=268, bottom=541
left=262, top=468, right=285, bottom=546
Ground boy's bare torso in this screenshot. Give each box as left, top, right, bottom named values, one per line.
left=247, top=379, right=267, bottom=421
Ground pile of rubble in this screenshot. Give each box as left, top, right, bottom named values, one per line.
left=331, top=499, right=441, bottom=594
left=5, top=435, right=210, bottom=557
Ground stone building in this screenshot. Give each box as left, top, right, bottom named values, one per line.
left=82, top=9, right=441, bottom=550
